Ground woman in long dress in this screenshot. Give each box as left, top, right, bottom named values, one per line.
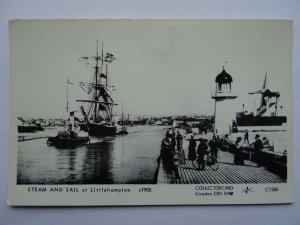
left=188, top=135, right=197, bottom=161
left=234, top=137, right=245, bottom=165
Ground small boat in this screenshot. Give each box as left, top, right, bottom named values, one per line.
left=18, top=117, right=44, bottom=133
left=47, top=112, right=90, bottom=147
left=18, top=124, right=44, bottom=133
left=117, top=129, right=128, bottom=135
left=47, top=130, right=89, bottom=147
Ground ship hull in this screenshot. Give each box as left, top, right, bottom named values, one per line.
left=236, top=115, right=287, bottom=126
left=18, top=125, right=44, bottom=133
left=47, top=136, right=89, bottom=147
left=85, top=123, right=117, bottom=137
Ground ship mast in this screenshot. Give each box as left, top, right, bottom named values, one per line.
left=66, top=79, right=69, bottom=113
left=121, top=99, right=124, bottom=131
left=66, top=79, right=73, bottom=113
left=77, top=41, right=117, bottom=124
left=106, top=63, right=108, bottom=87
left=94, top=40, right=101, bottom=122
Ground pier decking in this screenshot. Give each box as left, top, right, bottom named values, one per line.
left=156, top=150, right=285, bottom=184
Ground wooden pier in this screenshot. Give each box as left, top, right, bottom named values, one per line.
left=18, top=136, right=48, bottom=142
left=156, top=150, right=285, bottom=184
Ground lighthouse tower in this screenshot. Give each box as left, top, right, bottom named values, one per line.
left=212, top=67, right=237, bottom=134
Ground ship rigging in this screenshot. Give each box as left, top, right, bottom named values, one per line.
left=77, top=41, right=118, bottom=136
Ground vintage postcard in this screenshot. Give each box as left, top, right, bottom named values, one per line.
left=8, top=19, right=293, bottom=206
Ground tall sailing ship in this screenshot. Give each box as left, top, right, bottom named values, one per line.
left=77, top=41, right=117, bottom=136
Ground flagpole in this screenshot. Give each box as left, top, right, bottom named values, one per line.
left=106, top=63, right=108, bottom=87
left=66, top=79, right=69, bottom=113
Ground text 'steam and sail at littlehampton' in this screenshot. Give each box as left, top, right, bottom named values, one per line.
left=77, top=41, right=117, bottom=137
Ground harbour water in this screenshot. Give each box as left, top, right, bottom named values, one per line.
left=17, top=124, right=288, bottom=185
left=17, top=125, right=168, bottom=184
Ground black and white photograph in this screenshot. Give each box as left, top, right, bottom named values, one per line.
left=8, top=19, right=293, bottom=205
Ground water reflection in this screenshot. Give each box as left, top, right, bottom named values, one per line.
left=81, top=141, right=114, bottom=184
left=17, top=126, right=165, bottom=184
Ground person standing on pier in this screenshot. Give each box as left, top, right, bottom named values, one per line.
left=176, top=131, right=185, bottom=164
left=224, top=134, right=229, bottom=141
left=253, top=134, right=263, bottom=167
left=262, top=137, right=271, bottom=147
left=188, top=135, right=197, bottom=161
left=198, top=123, right=202, bottom=135
left=209, top=135, right=218, bottom=160
left=159, top=134, right=180, bottom=179
left=171, top=130, right=176, bottom=153
left=176, top=131, right=183, bottom=151
left=232, top=120, right=238, bottom=133
left=166, top=130, right=172, bottom=139
left=234, top=137, right=245, bottom=165
left=244, top=130, right=249, bottom=144
left=159, top=135, right=172, bottom=165
left=197, top=139, right=208, bottom=170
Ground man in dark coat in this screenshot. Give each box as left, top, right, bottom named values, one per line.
left=244, top=130, right=249, bottom=144
left=197, top=139, right=208, bottom=170
left=234, top=137, right=244, bottom=165
left=188, top=135, right=197, bottom=161
left=171, top=130, right=176, bottom=153
left=176, top=131, right=183, bottom=151
left=176, top=131, right=185, bottom=164
left=160, top=136, right=172, bottom=166
left=253, top=134, right=263, bottom=167
left=209, top=136, right=218, bottom=160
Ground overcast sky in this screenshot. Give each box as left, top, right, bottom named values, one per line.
left=10, top=20, right=292, bottom=119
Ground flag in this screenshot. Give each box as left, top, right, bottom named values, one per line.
left=100, top=73, right=107, bottom=78
left=105, top=53, right=115, bottom=62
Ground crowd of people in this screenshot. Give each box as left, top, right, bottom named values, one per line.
left=158, top=130, right=184, bottom=179
left=188, top=134, right=219, bottom=170
left=158, top=128, right=272, bottom=179
left=233, top=133, right=271, bottom=167
left=158, top=129, right=221, bottom=179
left=197, top=120, right=214, bottom=135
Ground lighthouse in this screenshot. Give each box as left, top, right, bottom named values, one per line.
left=212, top=67, right=237, bottom=134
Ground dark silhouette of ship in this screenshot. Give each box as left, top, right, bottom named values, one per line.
left=18, top=117, right=44, bottom=133
left=236, top=73, right=287, bottom=127
left=77, top=41, right=117, bottom=136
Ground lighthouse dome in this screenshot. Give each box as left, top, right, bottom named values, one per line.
left=215, top=68, right=233, bottom=83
